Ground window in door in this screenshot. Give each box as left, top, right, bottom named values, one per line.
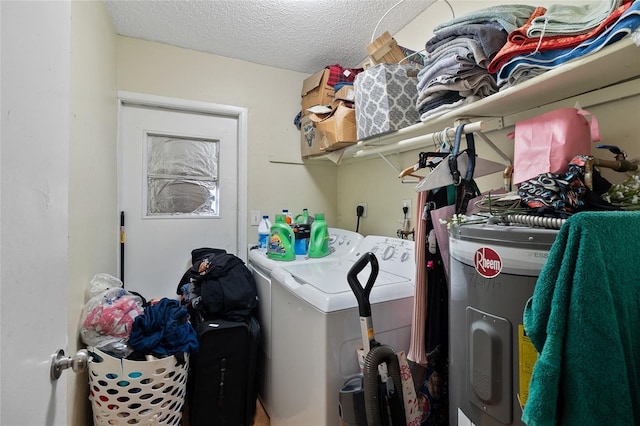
left=145, top=134, right=219, bottom=217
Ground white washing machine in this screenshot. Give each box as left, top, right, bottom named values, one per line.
left=269, top=235, right=415, bottom=426
left=247, top=228, right=363, bottom=416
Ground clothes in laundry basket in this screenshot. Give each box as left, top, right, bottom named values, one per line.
left=79, top=273, right=145, bottom=357
left=129, top=297, right=199, bottom=357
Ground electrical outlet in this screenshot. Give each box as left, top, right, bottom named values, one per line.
left=357, top=202, right=367, bottom=218
left=250, top=210, right=261, bottom=226
left=403, top=199, right=412, bottom=219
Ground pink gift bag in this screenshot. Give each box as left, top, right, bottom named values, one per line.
left=512, top=108, right=600, bottom=184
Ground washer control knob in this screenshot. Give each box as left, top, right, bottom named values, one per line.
left=383, top=245, right=395, bottom=260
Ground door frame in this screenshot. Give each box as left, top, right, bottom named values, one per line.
left=116, top=91, right=248, bottom=262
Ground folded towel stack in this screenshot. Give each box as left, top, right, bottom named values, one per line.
left=416, top=5, right=534, bottom=122
left=490, top=0, right=639, bottom=89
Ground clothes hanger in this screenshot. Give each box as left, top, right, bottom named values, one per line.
left=415, top=125, right=505, bottom=193
left=397, top=151, right=448, bottom=179
left=398, top=163, right=425, bottom=179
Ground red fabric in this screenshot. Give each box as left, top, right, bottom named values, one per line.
left=488, top=2, right=633, bottom=74
left=324, top=64, right=363, bottom=87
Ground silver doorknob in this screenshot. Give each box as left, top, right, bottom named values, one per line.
left=50, top=348, right=89, bottom=381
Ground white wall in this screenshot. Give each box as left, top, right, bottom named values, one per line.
left=69, top=2, right=118, bottom=424
left=116, top=38, right=339, bottom=246
left=335, top=0, right=640, bottom=236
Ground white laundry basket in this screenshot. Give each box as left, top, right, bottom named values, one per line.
left=88, top=347, right=189, bottom=425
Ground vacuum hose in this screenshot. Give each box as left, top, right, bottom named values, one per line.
left=363, top=345, right=406, bottom=426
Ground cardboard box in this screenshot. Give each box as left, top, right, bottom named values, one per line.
left=301, top=69, right=334, bottom=114
left=313, top=102, right=357, bottom=152
left=300, top=114, right=322, bottom=158
left=300, top=102, right=357, bottom=158
left=364, top=31, right=425, bottom=69
left=366, top=31, right=407, bottom=66
left=354, top=63, right=420, bottom=140
left=334, top=84, right=355, bottom=103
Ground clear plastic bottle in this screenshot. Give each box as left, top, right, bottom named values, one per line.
left=258, top=215, right=272, bottom=250
left=282, top=209, right=293, bottom=225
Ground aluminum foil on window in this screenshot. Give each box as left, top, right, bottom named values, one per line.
left=148, top=136, right=218, bottom=178
left=148, top=178, right=217, bottom=215
left=146, top=135, right=219, bottom=216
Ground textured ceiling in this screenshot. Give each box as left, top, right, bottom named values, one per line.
left=104, top=0, right=436, bottom=74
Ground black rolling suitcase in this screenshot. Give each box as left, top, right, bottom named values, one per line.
left=188, top=315, right=260, bottom=426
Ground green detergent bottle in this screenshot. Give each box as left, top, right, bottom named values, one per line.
left=308, top=213, right=330, bottom=258
left=295, top=208, right=311, bottom=224
left=267, top=214, right=296, bottom=261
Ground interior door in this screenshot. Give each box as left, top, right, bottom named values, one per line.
left=119, top=102, right=239, bottom=300
left=1, top=1, right=70, bottom=424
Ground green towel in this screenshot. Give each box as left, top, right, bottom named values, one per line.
left=528, top=0, right=623, bottom=38
left=522, top=211, right=640, bottom=426
left=433, top=4, right=536, bottom=33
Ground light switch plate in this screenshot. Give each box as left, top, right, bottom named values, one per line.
left=250, top=210, right=261, bottom=226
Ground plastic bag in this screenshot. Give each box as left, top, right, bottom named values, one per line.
left=511, top=108, right=600, bottom=184
left=80, top=274, right=144, bottom=358
left=87, top=273, right=124, bottom=299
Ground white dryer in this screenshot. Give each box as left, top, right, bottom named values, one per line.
left=269, top=235, right=415, bottom=426
left=247, top=228, right=363, bottom=416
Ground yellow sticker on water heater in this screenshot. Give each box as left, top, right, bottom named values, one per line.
left=518, top=324, right=538, bottom=409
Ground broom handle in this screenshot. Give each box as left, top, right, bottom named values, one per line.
left=120, top=211, right=125, bottom=286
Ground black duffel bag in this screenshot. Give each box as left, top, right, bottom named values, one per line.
left=177, top=247, right=258, bottom=323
